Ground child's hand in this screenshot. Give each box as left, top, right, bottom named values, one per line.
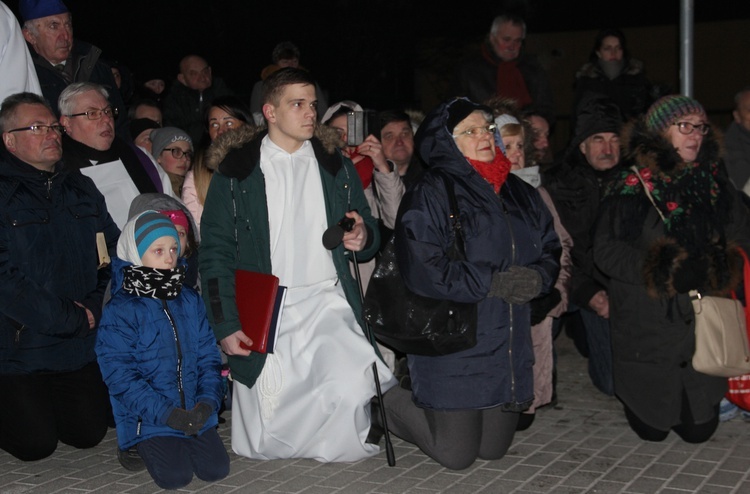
left=220, top=330, right=253, bottom=356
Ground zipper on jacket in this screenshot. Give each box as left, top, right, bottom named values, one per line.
left=14, top=325, right=25, bottom=345
left=136, top=417, right=142, bottom=436
left=499, top=197, right=518, bottom=403
left=161, top=300, right=186, bottom=409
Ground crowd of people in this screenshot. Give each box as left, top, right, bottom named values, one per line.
left=2, top=0, right=750, bottom=489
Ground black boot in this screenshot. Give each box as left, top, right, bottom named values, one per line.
left=366, top=396, right=385, bottom=445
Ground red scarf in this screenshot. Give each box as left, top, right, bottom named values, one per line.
left=481, top=44, right=532, bottom=107
left=348, top=151, right=375, bottom=190
left=465, top=146, right=512, bottom=194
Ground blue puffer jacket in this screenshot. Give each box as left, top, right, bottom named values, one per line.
left=96, top=257, right=223, bottom=449
left=0, top=149, right=119, bottom=374
left=396, top=98, right=561, bottom=411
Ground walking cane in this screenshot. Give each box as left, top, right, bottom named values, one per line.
left=323, top=214, right=396, bottom=466
left=351, top=249, right=396, bottom=467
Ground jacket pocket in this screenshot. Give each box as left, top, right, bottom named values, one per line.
left=67, top=201, right=100, bottom=220
left=6, top=207, right=50, bottom=228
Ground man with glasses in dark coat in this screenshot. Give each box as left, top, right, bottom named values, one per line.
left=0, top=91, right=119, bottom=461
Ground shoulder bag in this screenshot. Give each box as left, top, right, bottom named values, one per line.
left=362, top=172, right=477, bottom=356
left=631, top=166, right=750, bottom=377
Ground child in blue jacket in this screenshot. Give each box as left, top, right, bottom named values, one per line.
left=96, top=210, right=229, bottom=489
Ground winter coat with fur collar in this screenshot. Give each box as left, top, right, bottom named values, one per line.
left=593, top=119, right=750, bottom=430
left=198, top=124, right=380, bottom=389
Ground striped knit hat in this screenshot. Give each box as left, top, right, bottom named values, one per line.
left=133, top=211, right=180, bottom=259
left=645, top=95, right=705, bottom=134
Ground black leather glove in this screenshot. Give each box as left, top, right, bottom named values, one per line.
left=530, top=288, right=562, bottom=325
left=490, top=266, right=543, bottom=305
left=672, top=257, right=708, bottom=294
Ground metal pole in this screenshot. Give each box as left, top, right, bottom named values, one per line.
left=680, top=0, right=694, bottom=96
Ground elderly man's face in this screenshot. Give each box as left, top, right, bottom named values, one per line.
left=579, top=132, right=620, bottom=171
left=23, top=13, right=73, bottom=65
left=60, top=90, right=115, bottom=151
left=490, top=21, right=524, bottom=62
left=734, top=91, right=750, bottom=133
left=2, top=103, right=62, bottom=171
left=178, top=56, right=212, bottom=92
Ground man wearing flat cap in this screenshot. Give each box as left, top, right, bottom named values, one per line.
left=19, top=0, right=128, bottom=138
left=542, top=93, right=624, bottom=399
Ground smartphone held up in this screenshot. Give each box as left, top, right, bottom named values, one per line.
left=346, top=110, right=379, bottom=147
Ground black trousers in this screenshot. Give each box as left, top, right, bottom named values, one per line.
left=0, top=362, right=111, bottom=461
left=623, top=390, right=719, bottom=444
left=137, top=428, right=230, bottom=490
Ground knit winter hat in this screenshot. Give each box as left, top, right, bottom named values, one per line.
left=129, top=118, right=160, bottom=143
left=149, top=127, right=193, bottom=160
left=446, top=98, right=493, bottom=133
left=574, top=93, right=623, bottom=145
left=645, top=95, right=706, bottom=134
left=19, top=0, right=68, bottom=22
left=158, top=209, right=189, bottom=233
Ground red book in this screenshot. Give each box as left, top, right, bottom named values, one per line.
left=235, top=270, right=287, bottom=353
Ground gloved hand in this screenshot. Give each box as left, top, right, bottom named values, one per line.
left=166, top=403, right=213, bottom=436
left=188, top=402, right=213, bottom=432
left=166, top=407, right=194, bottom=435
left=490, top=266, right=543, bottom=305
left=530, top=288, right=562, bottom=325
left=672, top=257, right=708, bottom=294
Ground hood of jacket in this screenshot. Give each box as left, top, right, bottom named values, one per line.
left=414, top=98, right=504, bottom=178
left=204, top=122, right=344, bottom=181
left=127, top=192, right=200, bottom=243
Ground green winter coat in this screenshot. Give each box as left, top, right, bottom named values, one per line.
left=199, top=124, right=380, bottom=388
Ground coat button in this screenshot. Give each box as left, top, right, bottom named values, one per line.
left=679, top=361, right=688, bottom=368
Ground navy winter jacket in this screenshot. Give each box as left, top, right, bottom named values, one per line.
left=0, top=149, right=119, bottom=374
left=396, top=98, right=561, bottom=410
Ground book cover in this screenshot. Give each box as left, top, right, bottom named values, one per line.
left=235, top=270, right=286, bottom=353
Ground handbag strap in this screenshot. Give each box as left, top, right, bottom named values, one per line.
left=737, top=247, right=750, bottom=331
left=631, top=165, right=667, bottom=223
left=436, top=172, right=467, bottom=258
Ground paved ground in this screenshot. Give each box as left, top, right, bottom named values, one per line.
left=2, top=334, right=750, bottom=494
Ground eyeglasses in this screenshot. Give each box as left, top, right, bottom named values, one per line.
left=6, top=124, right=64, bottom=135
left=67, top=107, right=118, bottom=120
left=162, top=147, right=193, bottom=160
left=673, top=121, right=709, bottom=136
left=452, top=124, right=497, bottom=139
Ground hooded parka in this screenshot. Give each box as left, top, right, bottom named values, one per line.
left=396, top=98, right=561, bottom=411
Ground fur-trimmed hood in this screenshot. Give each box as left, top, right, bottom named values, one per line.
left=203, top=123, right=345, bottom=181
left=576, top=58, right=645, bottom=80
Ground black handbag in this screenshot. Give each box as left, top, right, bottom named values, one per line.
left=362, top=172, right=478, bottom=356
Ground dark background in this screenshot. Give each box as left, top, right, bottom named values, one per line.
left=8, top=0, right=750, bottom=113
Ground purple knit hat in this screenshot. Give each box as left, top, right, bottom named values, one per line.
left=645, top=95, right=705, bottom=134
